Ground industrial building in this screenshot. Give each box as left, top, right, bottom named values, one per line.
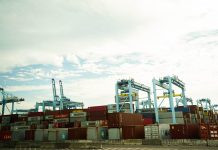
left=0, top=76, right=218, bottom=148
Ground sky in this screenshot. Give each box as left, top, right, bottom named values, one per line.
left=0, top=0, right=218, bottom=113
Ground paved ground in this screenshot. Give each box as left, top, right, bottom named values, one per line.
left=1, top=146, right=218, bottom=150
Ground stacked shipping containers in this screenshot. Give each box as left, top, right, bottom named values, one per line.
left=0, top=104, right=218, bottom=142
left=108, top=113, right=144, bottom=139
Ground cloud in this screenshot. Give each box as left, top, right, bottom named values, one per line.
left=1, top=0, right=218, bottom=108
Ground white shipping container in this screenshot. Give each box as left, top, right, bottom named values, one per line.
left=35, top=129, right=48, bottom=141
left=48, top=129, right=57, bottom=141
left=87, top=127, right=108, bottom=140
left=48, top=128, right=68, bottom=141
left=45, top=115, right=54, bottom=120
left=28, top=116, right=43, bottom=121
left=53, top=118, right=69, bottom=123
left=70, top=117, right=86, bottom=123
left=11, top=126, right=30, bottom=130
left=12, top=129, right=26, bottom=141
left=159, top=118, right=185, bottom=124
left=159, top=112, right=183, bottom=119
left=144, top=124, right=170, bottom=140
left=70, top=112, right=87, bottom=118
left=108, top=128, right=122, bottom=140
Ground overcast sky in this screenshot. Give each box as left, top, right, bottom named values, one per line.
left=0, top=0, right=218, bottom=113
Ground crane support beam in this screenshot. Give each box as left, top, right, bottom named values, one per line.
left=115, top=79, right=151, bottom=113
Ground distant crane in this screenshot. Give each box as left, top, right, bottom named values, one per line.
left=0, top=87, right=24, bottom=115
left=52, top=78, right=59, bottom=110
left=197, top=98, right=212, bottom=111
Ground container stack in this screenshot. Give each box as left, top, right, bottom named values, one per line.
left=108, top=113, right=144, bottom=139
left=0, top=104, right=218, bottom=142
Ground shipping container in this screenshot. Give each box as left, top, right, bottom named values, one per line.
left=175, top=106, right=190, bottom=113
left=108, top=128, right=121, bottom=140
left=159, top=118, right=185, bottom=124
left=0, top=131, right=11, bottom=141
left=108, top=113, right=143, bottom=128
left=143, top=118, right=154, bottom=125
left=11, top=129, right=26, bottom=141
left=28, top=116, right=43, bottom=121
left=1, top=125, right=11, bottom=131
left=88, top=105, right=107, bottom=112
left=54, top=114, right=69, bottom=119
left=35, top=129, right=48, bottom=141
left=87, top=127, right=108, bottom=140
left=68, top=127, right=87, bottom=140
left=25, top=130, right=35, bottom=140
left=48, top=128, right=68, bottom=141
left=71, top=109, right=87, bottom=113
left=81, top=120, right=108, bottom=127
left=188, top=105, right=199, bottom=114
left=145, top=124, right=170, bottom=139
left=44, top=115, right=54, bottom=120
left=28, top=112, right=44, bottom=117
left=53, top=118, right=69, bottom=123
left=208, top=124, right=218, bottom=139
left=170, top=124, right=186, bottom=139
left=45, top=110, right=59, bottom=115
left=17, top=117, right=28, bottom=122
left=139, top=112, right=155, bottom=119
left=53, top=122, right=66, bottom=128
left=199, top=124, right=209, bottom=139
left=70, top=112, right=87, bottom=118
left=122, top=125, right=144, bottom=139
left=70, top=117, right=86, bottom=123
left=58, top=128, right=68, bottom=141
left=11, top=125, right=30, bottom=130
left=159, top=112, right=183, bottom=119
left=11, top=121, right=26, bottom=126
left=88, top=110, right=107, bottom=121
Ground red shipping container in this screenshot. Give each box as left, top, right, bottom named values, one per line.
left=88, top=110, right=107, bottom=121
left=199, top=124, right=209, bottom=139
left=54, top=114, right=69, bottom=119
left=10, top=114, right=19, bottom=123
left=122, top=125, right=144, bottom=139
left=170, top=124, right=186, bottom=139
left=208, top=124, right=218, bottom=140
left=68, top=128, right=87, bottom=140
left=143, top=118, right=153, bottom=125
left=88, top=105, right=107, bottom=112
left=45, top=110, right=60, bottom=115
left=42, top=121, right=49, bottom=129
left=60, top=109, right=72, bottom=115
left=0, top=131, right=12, bottom=141
left=28, top=112, right=44, bottom=117
left=170, top=124, right=200, bottom=139
left=186, top=124, right=199, bottom=139
left=108, top=113, right=143, bottom=128
left=188, top=105, right=199, bottom=114
left=25, top=130, right=35, bottom=141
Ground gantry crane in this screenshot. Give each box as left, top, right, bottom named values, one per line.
left=197, top=98, right=212, bottom=111
left=140, top=100, right=154, bottom=109
left=0, top=87, right=24, bottom=115
left=176, top=97, right=193, bottom=107
left=35, top=79, right=84, bottom=112
left=153, top=75, right=186, bottom=124
left=115, top=79, right=151, bottom=113
left=212, top=104, right=218, bottom=113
